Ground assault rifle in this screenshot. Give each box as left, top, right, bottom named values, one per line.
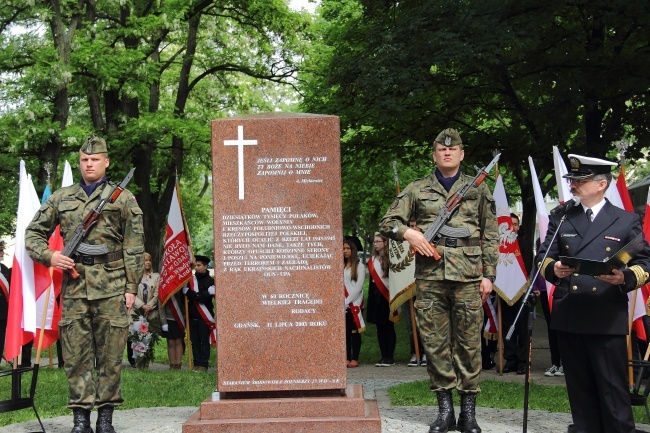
left=62, top=167, right=135, bottom=279
left=421, top=153, right=500, bottom=260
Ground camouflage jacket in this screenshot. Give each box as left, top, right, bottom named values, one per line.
left=379, top=171, right=498, bottom=282
left=25, top=182, right=145, bottom=300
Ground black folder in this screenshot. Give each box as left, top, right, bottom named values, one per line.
left=559, top=232, right=644, bottom=276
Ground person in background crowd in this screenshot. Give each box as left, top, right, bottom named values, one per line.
left=345, top=235, right=364, bottom=263
left=367, top=233, right=396, bottom=367
left=536, top=154, right=650, bottom=433
left=184, top=255, right=214, bottom=372
left=532, top=239, right=564, bottom=378
left=160, top=290, right=186, bottom=370
left=134, top=252, right=160, bottom=332
left=344, top=238, right=365, bottom=368
left=0, top=241, right=10, bottom=364
left=515, top=213, right=564, bottom=377
left=24, top=135, right=145, bottom=433
left=480, top=291, right=497, bottom=371
left=56, top=335, right=64, bottom=368
left=380, top=128, right=498, bottom=433
left=128, top=252, right=161, bottom=366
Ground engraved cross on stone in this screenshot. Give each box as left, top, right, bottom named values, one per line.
left=224, top=125, right=257, bottom=200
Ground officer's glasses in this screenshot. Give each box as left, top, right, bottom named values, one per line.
left=566, top=178, right=599, bottom=186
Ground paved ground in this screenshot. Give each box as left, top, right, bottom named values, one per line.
left=3, top=314, right=650, bottom=432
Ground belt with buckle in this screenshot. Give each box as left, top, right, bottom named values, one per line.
left=438, top=237, right=481, bottom=248
left=75, top=250, right=123, bottom=265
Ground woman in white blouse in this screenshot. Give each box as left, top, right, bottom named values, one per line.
left=344, top=239, right=366, bottom=368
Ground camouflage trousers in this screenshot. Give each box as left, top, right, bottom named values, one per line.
left=414, top=279, right=483, bottom=394
left=59, top=295, right=129, bottom=410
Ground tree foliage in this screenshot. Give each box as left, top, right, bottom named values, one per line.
left=300, top=0, right=650, bottom=262
left=0, top=0, right=309, bottom=264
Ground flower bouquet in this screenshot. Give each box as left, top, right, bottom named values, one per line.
left=128, top=315, right=160, bottom=369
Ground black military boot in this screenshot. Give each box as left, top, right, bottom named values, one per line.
left=96, top=406, right=116, bottom=433
left=457, top=393, right=481, bottom=433
left=71, top=408, right=93, bottom=433
left=429, top=390, right=456, bottom=433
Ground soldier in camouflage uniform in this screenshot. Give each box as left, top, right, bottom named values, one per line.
left=380, top=128, right=498, bottom=433
left=25, top=136, right=145, bottom=433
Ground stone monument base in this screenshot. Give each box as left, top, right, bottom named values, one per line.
left=182, top=384, right=381, bottom=433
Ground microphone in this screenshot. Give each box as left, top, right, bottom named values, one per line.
left=550, top=196, right=581, bottom=215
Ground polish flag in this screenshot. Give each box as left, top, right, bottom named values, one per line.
left=604, top=175, right=626, bottom=209
left=492, top=175, right=528, bottom=304
left=609, top=173, right=646, bottom=341
left=5, top=161, right=52, bottom=360
left=641, top=189, right=650, bottom=317
left=159, top=184, right=193, bottom=307
left=528, top=157, right=554, bottom=302
left=34, top=161, right=73, bottom=350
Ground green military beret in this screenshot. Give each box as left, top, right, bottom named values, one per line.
left=434, top=128, right=462, bottom=147
left=80, top=135, right=108, bottom=155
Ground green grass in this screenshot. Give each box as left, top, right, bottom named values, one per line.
left=389, top=379, right=571, bottom=411
left=388, top=379, right=650, bottom=424
left=0, top=365, right=215, bottom=426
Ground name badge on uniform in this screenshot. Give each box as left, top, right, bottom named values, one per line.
left=604, top=236, right=621, bottom=242
left=561, top=233, right=578, bottom=238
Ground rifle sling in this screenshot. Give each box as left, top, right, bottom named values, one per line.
left=75, top=250, right=123, bottom=265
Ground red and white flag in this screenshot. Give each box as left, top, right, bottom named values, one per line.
left=641, top=189, right=650, bottom=317
left=5, top=161, right=52, bottom=360
left=34, top=161, right=73, bottom=350
left=604, top=175, right=627, bottom=209
left=608, top=173, right=646, bottom=341
left=158, top=183, right=193, bottom=333
left=492, top=175, right=528, bottom=304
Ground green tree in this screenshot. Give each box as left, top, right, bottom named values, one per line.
left=0, top=0, right=309, bottom=263
left=301, top=0, right=650, bottom=264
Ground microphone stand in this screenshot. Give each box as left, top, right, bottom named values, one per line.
left=506, top=211, right=569, bottom=433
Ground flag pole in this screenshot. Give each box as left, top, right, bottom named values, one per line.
left=44, top=169, right=55, bottom=368
left=35, top=285, right=53, bottom=365
left=184, top=296, right=193, bottom=370
left=493, top=157, right=505, bottom=375
left=393, top=161, right=421, bottom=364
left=176, top=175, right=195, bottom=370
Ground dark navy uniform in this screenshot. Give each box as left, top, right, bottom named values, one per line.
left=537, top=200, right=650, bottom=433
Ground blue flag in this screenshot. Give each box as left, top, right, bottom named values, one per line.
left=41, top=183, right=51, bottom=205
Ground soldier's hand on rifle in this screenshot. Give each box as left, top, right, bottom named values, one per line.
left=51, top=251, right=75, bottom=270
left=404, top=228, right=437, bottom=257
